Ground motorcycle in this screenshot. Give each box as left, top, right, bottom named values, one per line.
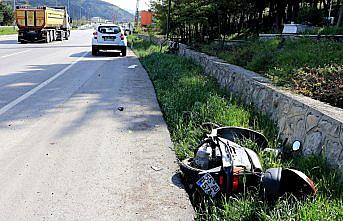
left=179, top=125, right=317, bottom=200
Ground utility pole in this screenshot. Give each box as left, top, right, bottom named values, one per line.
left=68, top=0, right=70, bottom=14
left=13, top=0, right=16, bottom=28
left=134, top=0, right=139, bottom=28
left=56, top=0, right=58, bottom=6
left=79, top=6, right=82, bottom=20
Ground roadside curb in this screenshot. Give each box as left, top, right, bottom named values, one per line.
left=0, top=34, right=17, bottom=40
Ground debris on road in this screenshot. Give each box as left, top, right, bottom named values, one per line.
left=128, top=65, right=137, bottom=69
left=151, top=166, right=163, bottom=171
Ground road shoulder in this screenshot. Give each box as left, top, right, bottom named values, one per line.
left=117, top=50, right=195, bottom=220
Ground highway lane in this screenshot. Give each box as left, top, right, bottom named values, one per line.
left=0, top=30, right=194, bottom=220
left=0, top=31, right=91, bottom=107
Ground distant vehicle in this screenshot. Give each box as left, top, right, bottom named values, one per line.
left=15, top=6, right=71, bottom=43
left=92, top=24, right=127, bottom=56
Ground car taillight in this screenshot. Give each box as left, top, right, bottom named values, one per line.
left=93, top=31, right=98, bottom=39
left=232, top=167, right=241, bottom=192
left=120, top=34, right=125, bottom=40
left=232, top=175, right=239, bottom=191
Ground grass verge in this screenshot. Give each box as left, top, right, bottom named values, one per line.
left=129, top=35, right=343, bottom=220
left=0, top=27, right=17, bottom=35
left=199, top=38, right=343, bottom=108
left=304, top=26, right=343, bottom=35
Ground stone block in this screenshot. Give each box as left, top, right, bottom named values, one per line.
left=305, top=111, right=322, bottom=132
left=303, top=131, right=323, bottom=155
left=324, top=139, right=343, bottom=163
left=319, top=116, right=341, bottom=138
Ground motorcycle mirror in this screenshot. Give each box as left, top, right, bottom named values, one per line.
left=292, top=141, right=301, bottom=151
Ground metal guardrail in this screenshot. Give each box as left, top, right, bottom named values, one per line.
left=259, top=33, right=343, bottom=41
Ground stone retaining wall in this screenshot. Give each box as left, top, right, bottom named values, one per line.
left=137, top=35, right=343, bottom=173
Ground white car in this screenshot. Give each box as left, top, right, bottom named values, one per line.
left=92, top=24, right=127, bottom=56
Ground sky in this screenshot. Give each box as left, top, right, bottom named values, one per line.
left=102, top=0, right=151, bottom=14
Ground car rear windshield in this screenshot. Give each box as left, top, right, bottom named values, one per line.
left=98, top=26, right=121, bottom=34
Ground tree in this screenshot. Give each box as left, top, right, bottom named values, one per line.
left=338, top=4, right=343, bottom=26
left=0, top=3, right=15, bottom=26
left=151, top=0, right=343, bottom=43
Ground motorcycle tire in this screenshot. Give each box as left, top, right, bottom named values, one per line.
left=180, top=158, right=204, bottom=180
left=179, top=158, right=222, bottom=192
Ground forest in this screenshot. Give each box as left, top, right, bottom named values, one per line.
left=151, top=0, right=343, bottom=42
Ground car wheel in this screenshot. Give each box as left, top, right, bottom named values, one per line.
left=121, top=48, right=127, bottom=57
left=92, top=47, right=98, bottom=56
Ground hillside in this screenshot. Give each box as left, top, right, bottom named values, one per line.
left=16, top=0, right=134, bottom=22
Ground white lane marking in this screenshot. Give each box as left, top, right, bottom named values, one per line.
left=0, top=51, right=89, bottom=116
left=1, top=50, right=30, bottom=58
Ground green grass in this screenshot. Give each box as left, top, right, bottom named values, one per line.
left=304, top=26, right=343, bottom=35
left=129, top=35, right=343, bottom=221
left=199, top=38, right=343, bottom=108
left=0, top=27, right=17, bottom=35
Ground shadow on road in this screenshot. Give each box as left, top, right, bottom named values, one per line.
left=71, top=51, right=122, bottom=57
left=95, top=51, right=121, bottom=57
left=0, top=49, right=159, bottom=137
left=172, top=173, right=187, bottom=190
left=0, top=44, right=90, bottom=50
left=0, top=40, right=18, bottom=44
left=70, top=51, right=136, bottom=59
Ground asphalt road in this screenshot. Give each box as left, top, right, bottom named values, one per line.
left=0, top=30, right=194, bottom=220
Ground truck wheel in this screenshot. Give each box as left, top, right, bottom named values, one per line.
left=92, top=47, right=98, bottom=56
left=46, top=31, right=50, bottom=43
left=18, top=37, right=25, bottom=44
left=60, top=31, right=64, bottom=41
left=121, top=47, right=127, bottom=57
left=65, top=31, right=70, bottom=40
left=58, top=31, right=64, bottom=41
left=52, top=30, right=56, bottom=41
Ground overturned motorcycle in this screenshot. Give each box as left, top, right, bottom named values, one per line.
left=179, top=125, right=317, bottom=200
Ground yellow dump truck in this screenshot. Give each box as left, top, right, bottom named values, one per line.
left=15, top=6, right=71, bottom=43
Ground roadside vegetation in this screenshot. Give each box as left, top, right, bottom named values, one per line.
left=0, top=26, right=17, bottom=35
left=129, top=35, right=343, bottom=220
left=151, top=0, right=343, bottom=43
left=304, top=26, right=343, bottom=35
left=0, top=3, right=15, bottom=26
left=199, top=39, right=343, bottom=108
left=148, top=0, right=343, bottom=108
